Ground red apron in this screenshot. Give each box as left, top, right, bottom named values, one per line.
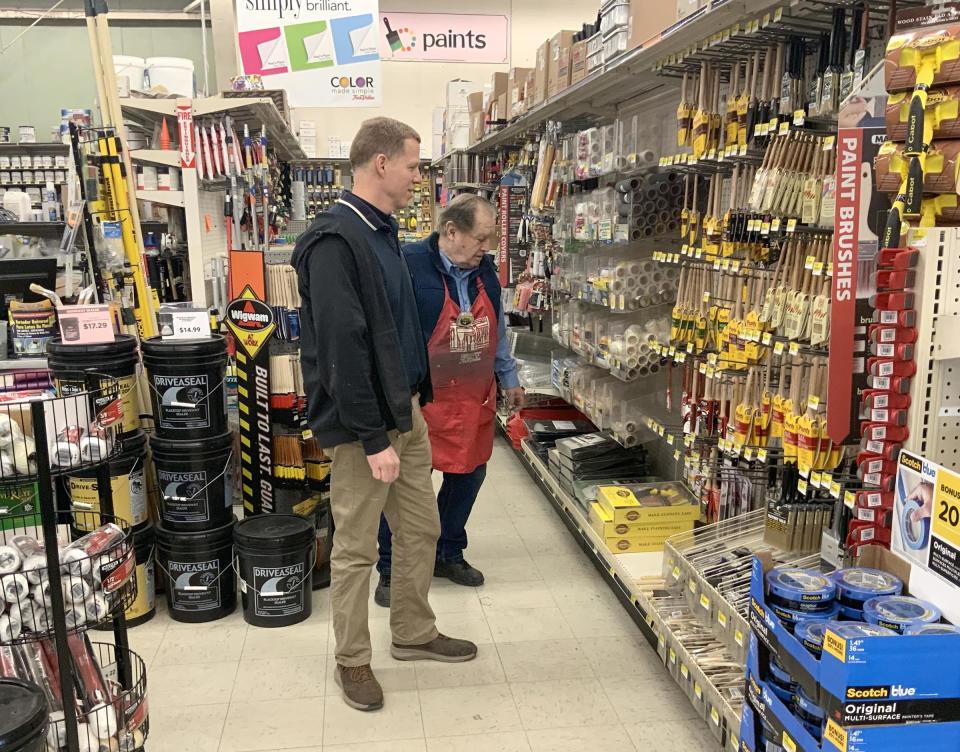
left=421, top=274, right=498, bottom=474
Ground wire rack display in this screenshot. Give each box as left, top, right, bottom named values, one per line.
left=0, top=371, right=123, bottom=486
left=0, top=511, right=137, bottom=643
left=0, top=372, right=148, bottom=752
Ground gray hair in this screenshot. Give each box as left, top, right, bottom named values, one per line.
left=438, top=193, right=496, bottom=233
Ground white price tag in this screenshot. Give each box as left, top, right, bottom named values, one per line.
left=159, top=309, right=210, bottom=340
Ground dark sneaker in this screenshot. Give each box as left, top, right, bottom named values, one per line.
left=391, top=633, right=478, bottom=663
left=334, top=664, right=384, bottom=711
left=434, top=559, right=485, bottom=587
left=374, top=575, right=391, bottom=608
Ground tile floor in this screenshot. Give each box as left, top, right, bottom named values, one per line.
left=131, top=437, right=720, bottom=751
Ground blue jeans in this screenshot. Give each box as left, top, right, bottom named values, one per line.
left=378, top=464, right=487, bottom=576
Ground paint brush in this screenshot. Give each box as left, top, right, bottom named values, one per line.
left=839, top=5, right=864, bottom=102
left=383, top=17, right=403, bottom=53
left=746, top=52, right=762, bottom=143
left=678, top=72, right=693, bottom=147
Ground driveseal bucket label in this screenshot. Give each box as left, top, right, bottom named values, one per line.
left=253, top=562, right=305, bottom=618
left=155, top=374, right=210, bottom=429
left=170, top=558, right=220, bottom=611
left=159, top=469, right=211, bottom=524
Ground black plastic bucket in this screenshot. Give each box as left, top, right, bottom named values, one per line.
left=156, top=516, right=236, bottom=623
left=150, top=431, right=233, bottom=531
left=0, top=678, right=48, bottom=752
left=234, top=514, right=315, bottom=628
left=47, top=334, right=142, bottom=436
left=142, top=335, right=228, bottom=440
left=68, top=430, right=149, bottom=531
left=127, top=521, right=156, bottom=626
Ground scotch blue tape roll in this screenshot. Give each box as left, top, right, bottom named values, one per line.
left=794, top=620, right=827, bottom=657
left=864, top=595, right=941, bottom=633
left=794, top=686, right=825, bottom=722
left=769, top=679, right=795, bottom=707
left=823, top=620, right=898, bottom=639
left=905, top=623, right=960, bottom=635
left=767, top=567, right=837, bottom=605
left=768, top=658, right=795, bottom=687
left=832, top=568, right=903, bottom=609
left=899, top=498, right=930, bottom=550
left=775, top=601, right=842, bottom=630
left=838, top=604, right=864, bottom=621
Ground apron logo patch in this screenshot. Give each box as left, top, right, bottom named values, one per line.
left=448, top=316, right=490, bottom=354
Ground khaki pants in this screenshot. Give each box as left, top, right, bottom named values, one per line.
left=330, top=397, right=440, bottom=667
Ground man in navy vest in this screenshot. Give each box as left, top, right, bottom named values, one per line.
left=375, top=194, right=523, bottom=608
left=293, top=118, right=477, bottom=713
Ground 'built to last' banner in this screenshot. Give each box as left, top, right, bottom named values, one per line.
left=236, top=0, right=381, bottom=108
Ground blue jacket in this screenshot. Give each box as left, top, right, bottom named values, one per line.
left=404, top=233, right=520, bottom=389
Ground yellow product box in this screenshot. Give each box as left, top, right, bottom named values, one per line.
left=588, top=503, right=695, bottom=540
left=603, top=536, right=672, bottom=553
left=595, top=481, right=701, bottom=525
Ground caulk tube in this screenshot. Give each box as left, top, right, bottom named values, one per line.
left=51, top=425, right=84, bottom=467
left=0, top=543, right=22, bottom=574
left=61, top=523, right=125, bottom=578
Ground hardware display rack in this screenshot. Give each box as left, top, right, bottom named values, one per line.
left=482, top=1, right=936, bottom=747
left=0, top=372, right=148, bottom=752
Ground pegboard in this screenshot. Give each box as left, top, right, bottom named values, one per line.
left=905, top=227, right=960, bottom=468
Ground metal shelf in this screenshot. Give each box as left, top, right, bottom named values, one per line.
left=467, top=0, right=881, bottom=156
left=0, top=142, right=69, bottom=152
left=135, top=189, right=184, bottom=207
left=120, top=95, right=306, bottom=161
left=0, top=221, right=65, bottom=235
left=130, top=149, right=181, bottom=167
left=0, top=357, right=47, bottom=369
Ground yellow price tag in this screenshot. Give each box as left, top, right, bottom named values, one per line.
left=669, top=648, right=677, bottom=664
left=798, top=478, right=809, bottom=494
left=789, top=341, right=800, bottom=356
left=830, top=480, right=842, bottom=498
left=805, top=255, right=816, bottom=270
left=786, top=218, right=798, bottom=233
left=771, top=217, right=781, bottom=233
left=718, top=611, right=728, bottom=628
left=774, top=341, right=785, bottom=355
left=778, top=121, right=790, bottom=136
left=703, top=291, right=711, bottom=303
left=808, top=394, right=820, bottom=410
left=699, top=593, right=711, bottom=610
left=744, top=448, right=754, bottom=460
left=681, top=664, right=690, bottom=679
left=811, top=471, right=823, bottom=488
left=734, top=628, right=744, bottom=647
left=674, top=449, right=681, bottom=461
left=845, top=490, right=856, bottom=508
left=762, top=332, right=772, bottom=346
left=932, top=468, right=960, bottom=550
left=694, top=682, right=703, bottom=699
left=813, top=262, right=825, bottom=276
left=823, top=135, right=835, bottom=151
left=757, top=448, right=768, bottom=462
left=667, top=434, right=675, bottom=446
left=793, top=110, right=806, bottom=126
left=688, top=579, right=698, bottom=594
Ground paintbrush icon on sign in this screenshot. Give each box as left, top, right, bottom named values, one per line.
left=384, top=17, right=402, bottom=53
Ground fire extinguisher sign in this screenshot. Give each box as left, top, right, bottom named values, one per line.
left=176, top=104, right=196, bottom=169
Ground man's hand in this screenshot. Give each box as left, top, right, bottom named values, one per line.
left=367, top=446, right=400, bottom=483
left=505, top=386, right=525, bottom=411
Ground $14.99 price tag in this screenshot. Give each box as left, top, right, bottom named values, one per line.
left=159, top=308, right=210, bottom=340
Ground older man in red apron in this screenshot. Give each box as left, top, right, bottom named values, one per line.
left=376, top=194, right=523, bottom=605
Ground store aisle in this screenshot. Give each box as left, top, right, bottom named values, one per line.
left=135, top=436, right=717, bottom=752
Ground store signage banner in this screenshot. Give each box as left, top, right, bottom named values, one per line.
left=378, top=12, right=509, bottom=63
left=892, top=450, right=960, bottom=625
left=236, top=0, right=382, bottom=108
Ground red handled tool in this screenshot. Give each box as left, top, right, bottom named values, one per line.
left=861, top=421, right=909, bottom=442
left=867, top=357, right=917, bottom=378
left=862, top=390, right=911, bottom=410
left=869, top=291, right=915, bottom=309
left=875, top=269, right=916, bottom=289
left=869, top=325, right=917, bottom=344
left=868, top=374, right=912, bottom=393
left=874, top=309, right=917, bottom=327
left=878, top=247, right=920, bottom=269
left=870, top=342, right=915, bottom=360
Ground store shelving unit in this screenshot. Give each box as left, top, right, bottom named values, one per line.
left=119, top=96, right=306, bottom=308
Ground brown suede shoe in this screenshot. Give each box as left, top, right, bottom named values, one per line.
left=334, top=664, right=384, bottom=711
left=390, top=633, right=478, bottom=663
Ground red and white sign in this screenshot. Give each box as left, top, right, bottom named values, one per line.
left=828, top=129, right=863, bottom=443
left=378, top=12, right=509, bottom=63
left=176, top=104, right=196, bottom=169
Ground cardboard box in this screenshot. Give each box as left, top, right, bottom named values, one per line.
left=588, top=502, right=695, bottom=539
left=595, top=482, right=701, bottom=524
left=466, top=91, right=484, bottom=114
left=533, top=38, right=550, bottom=106
left=445, top=79, right=481, bottom=110
left=570, top=40, right=588, bottom=84
left=490, top=71, right=508, bottom=100
left=548, top=30, right=576, bottom=97
left=628, top=0, right=681, bottom=50
left=470, top=110, right=484, bottom=144
left=506, top=67, right=533, bottom=119
left=494, top=93, right=507, bottom=122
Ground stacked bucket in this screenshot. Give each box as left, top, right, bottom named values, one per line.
left=49, top=335, right=157, bottom=626
left=142, top=335, right=237, bottom=623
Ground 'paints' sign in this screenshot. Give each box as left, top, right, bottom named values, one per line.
left=236, top=0, right=381, bottom=107
left=378, top=12, right=509, bottom=63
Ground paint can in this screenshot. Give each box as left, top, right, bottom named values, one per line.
left=68, top=430, right=148, bottom=531
left=234, top=514, right=315, bottom=628
left=145, top=57, right=195, bottom=97
left=142, top=335, right=228, bottom=440
left=0, top=677, right=48, bottom=751
left=47, top=335, right=142, bottom=437
left=156, top=516, right=236, bottom=623
left=150, top=431, right=233, bottom=531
